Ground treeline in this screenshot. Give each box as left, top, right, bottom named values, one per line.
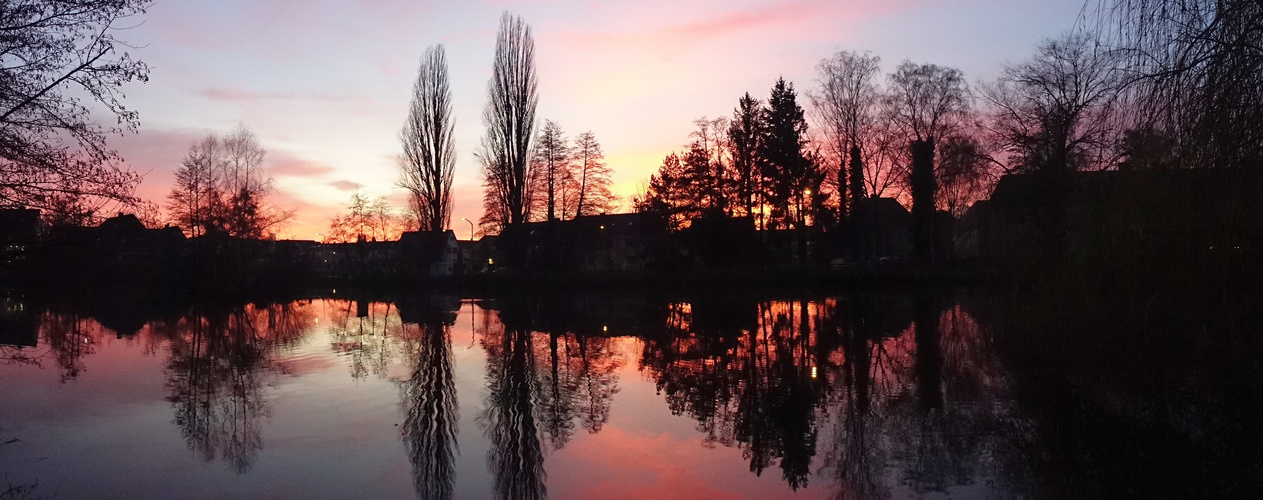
left=7, top=1, right=1257, bottom=263
left=633, top=0, right=1263, bottom=265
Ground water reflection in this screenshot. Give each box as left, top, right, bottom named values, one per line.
left=326, top=299, right=405, bottom=380
left=4, top=288, right=1260, bottom=498
left=161, top=303, right=311, bottom=473
left=642, top=301, right=825, bottom=489
left=479, top=311, right=547, bottom=500
left=397, top=306, right=459, bottom=500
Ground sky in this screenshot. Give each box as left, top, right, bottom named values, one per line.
left=109, top=0, right=1091, bottom=240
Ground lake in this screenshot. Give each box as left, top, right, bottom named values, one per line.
left=2, top=289, right=1258, bottom=499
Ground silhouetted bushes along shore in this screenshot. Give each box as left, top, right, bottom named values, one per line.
left=7, top=251, right=1259, bottom=304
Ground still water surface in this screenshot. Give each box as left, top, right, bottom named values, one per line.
left=0, top=293, right=1250, bottom=499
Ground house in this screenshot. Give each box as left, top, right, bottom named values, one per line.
left=852, top=197, right=912, bottom=262
left=94, top=214, right=187, bottom=265
left=681, top=216, right=759, bottom=267
left=513, top=213, right=654, bottom=273
left=0, top=208, right=39, bottom=242
left=960, top=169, right=1261, bottom=260
left=0, top=208, right=41, bottom=270
left=399, top=230, right=461, bottom=276
left=460, top=235, right=499, bottom=273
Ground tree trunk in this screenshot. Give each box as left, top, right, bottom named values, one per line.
left=910, top=140, right=936, bottom=266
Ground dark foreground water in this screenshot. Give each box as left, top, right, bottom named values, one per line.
left=2, top=290, right=1260, bottom=499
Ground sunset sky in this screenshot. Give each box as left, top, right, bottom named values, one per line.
left=112, top=0, right=1090, bottom=240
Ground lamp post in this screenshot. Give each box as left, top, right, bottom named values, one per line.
left=461, top=217, right=474, bottom=241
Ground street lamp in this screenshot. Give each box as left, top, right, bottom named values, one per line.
left=461, top=217, right=474, bottom=241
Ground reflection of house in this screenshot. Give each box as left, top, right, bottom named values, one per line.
left=959, top=169, right=1261, bottom=259
left=0, top=296, right=38, bottom=347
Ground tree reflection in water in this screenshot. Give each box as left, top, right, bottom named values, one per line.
left=476, top=299, right=626, bottom=500
left=326, top=300, right=406, bottom=380
left=642, top=300, right=825, bottom=490
left=15, top=288, right=1253, bottom=496
left=397, top=309, right=459, bottom=500
left=39, top=310, right=100, bottom=382
left=479, top=308, right=547, bottom=500
left=640, top=295, right=1017, bottom=496
left=161, top=302, right=311, bottom=473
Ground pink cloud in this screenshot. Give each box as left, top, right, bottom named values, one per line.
left=555, top=0, right=923, bottom=51
left=269, top=156, right=338, bottom=178
left=328, top=180, right=362, bottom=191
left=197, top=88, right=356, bottom=103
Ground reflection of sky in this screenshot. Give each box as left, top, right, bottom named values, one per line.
left=0, top=301, right=850, bottom=498
left=111, top=0, right=1090, bottom=238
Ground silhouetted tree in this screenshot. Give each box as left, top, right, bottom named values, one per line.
left=1097, top=0, right=1263, bottom=168
left=478, top=12, right=538, bottom=232
left=812, top=50, right=882, bottom=220
left=935, top=134, right=995, bottom=218
left=1117, top=125, right=1177, bottom=171
left=979, top=33, right=1122, bottom=175
left=572, top=131, right=616, bottom=216
left=978, top=33, right=1120, bottom=258
left=0, top=0, right=150, bottom=224
left=688, top=117, right=732, bottom=216
left=167, top=135, right=223, bottom=238
left=885, top=62, right=969, bottom=264
left=529, top=120, right=571, bottom=221
left=220, top=127, right=284, bottom=239
left=859, top=118, right=911, bottom=199
left=729, top=93, right=765, bottom=220
left=761, top=78, right=823, bottom=230
left=165, top=127, right=290, bottom=239
left=637, top=117, right=735, bottom=230
left=635, top=153, right=695, bottom=230
left=399, top=45, right=456, bottom=233
left=326, top=192, right=406, bottom=243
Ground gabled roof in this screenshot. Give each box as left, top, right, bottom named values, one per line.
left=399, top=230, right=458, bottom=261
left=855, top=197, right=911, bottom=220
left=98, top=214, right=145, bottom=233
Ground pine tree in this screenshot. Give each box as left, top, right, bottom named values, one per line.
left=760, top=78, right=822, bottom=229
left=729, top=93, right=765, bottom=222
